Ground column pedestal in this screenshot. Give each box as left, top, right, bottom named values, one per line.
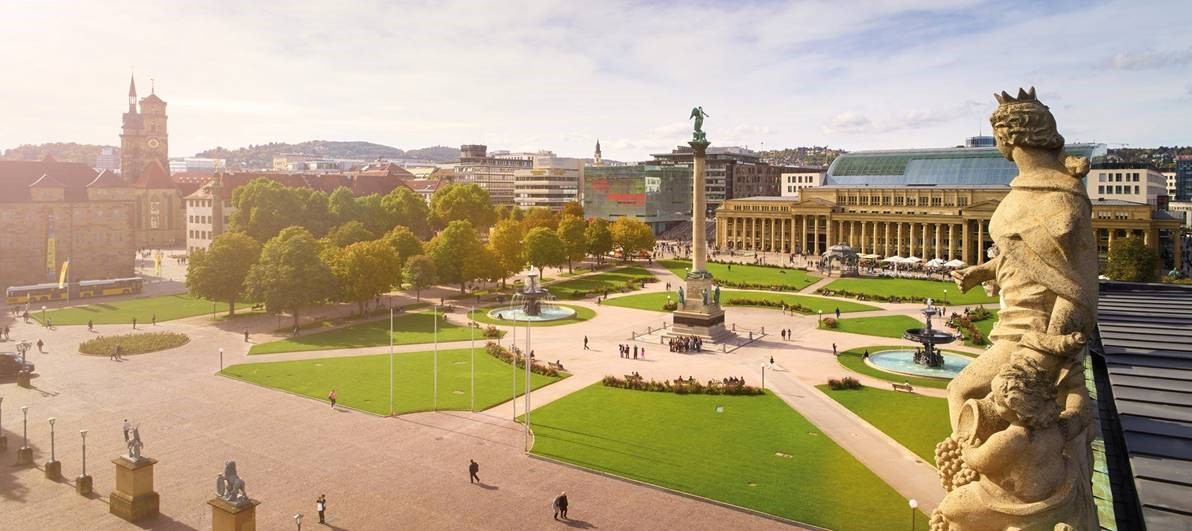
left=209, top=498, right=260, bottom=531
left=670, top=274, right=730, bottom=342
left=0, top=435, right=7, bottom=452
left=110, top=457, right=160, bottom=522
left=77, top=474, right=93, bottom=496
left=16, top=446, right=33, bottom=465
left=45, top=460, right=62, bottom=480
left=16, top=371, right=31, bottom=387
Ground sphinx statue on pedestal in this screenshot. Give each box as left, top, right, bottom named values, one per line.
left=933, top=88, right=1098, bottom=530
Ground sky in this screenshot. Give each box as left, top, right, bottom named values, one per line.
left=1, top=0, right=1190, bottom=161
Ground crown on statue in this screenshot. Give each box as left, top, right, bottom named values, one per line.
left=994, top=86, right=1039, bottom=105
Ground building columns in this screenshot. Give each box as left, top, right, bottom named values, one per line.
left=935, top=223, right=943, bottom=259
left=947, top=224, right=955, bottom=260
left=896, top=222, right=904, bottom=256
left=819, top=216, right=826, bottom=254
left=962, top=220, right=971, bottom=265
left=977, top=220, right=986, bottom=264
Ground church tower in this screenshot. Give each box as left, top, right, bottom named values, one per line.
left=120, top=76, right=169, bottom=183
left=594, top=139, right=603, bottom=166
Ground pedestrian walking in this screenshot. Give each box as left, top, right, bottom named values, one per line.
left=37, top=339, right=44, bottom=353
left=633, top=345, right=638, bottom=359
left=132, top=317, right=137, bottom=329
left=328, top=389, right=337, bottom=408
left=88, top=320, right=93, bottom=332
left=151, top=314, right=156, bottom=326
left=244, top=330, right=250, bottom=342
left=47, top=317, right=53, bottom=329
left=110, top=345, right=118, bottom=361
left=317, top=494, right=327, bottom=524
left=583, top=336, right=590, bottom=350
left=469, top=459, right=480, bottom=483
left=553, top=491, right=569, bottom=520
left=115, top=345, right=124, bottom=361
left=834, top=307, right=841, bottom=319
left=832, top=343, right=837, bottom=356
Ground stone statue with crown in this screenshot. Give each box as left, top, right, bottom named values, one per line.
left=931, top=88, right=1098, bottom=530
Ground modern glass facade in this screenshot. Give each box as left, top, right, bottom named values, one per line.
left=1176, top=155, right=1192, bottom=201
left=825, top=144, right=1105, bottom=187
left=583, top=165, right=691, bottom=233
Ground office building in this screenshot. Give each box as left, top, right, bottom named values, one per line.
left=582, top=165, right=691, bottom=233
left=651, top=145, right=793, bottom=214
left=1176, top=154, right=1192, bottom=201
left=1086, top=162, right=1168, bottom=205
left=95, top=147, right=120, bottom=172
left=454, top=144, right=535, bottom=206
left=514, top=156, right=583, bottom=210
left=780, top=169, right=826, bottom=198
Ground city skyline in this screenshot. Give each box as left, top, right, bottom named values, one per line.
left=2, top=0, right=1190, bottom=161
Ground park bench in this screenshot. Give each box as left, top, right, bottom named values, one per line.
left=891, top=382, right=915, bottom=393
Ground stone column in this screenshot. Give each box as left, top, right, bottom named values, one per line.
left=691, top=141, right=709, bottom=269
left=935, top=223, right=943, bottom=259
left=884, top=222, right=891, bottom=256
left=962, top=220, right=971, bottom=265
left=948, top=224, right=956, bottom=260
left=977, top=220, right=986, bottom=264
left=820, top=216, right=827, bottom=254
left=922, top=223, right=930, bottom=258
left=860, top=221, right=868, bottom=254
left=848, top=221, right=856, bottom=248
left=909, top=223, right=916, bottom=257
left=897, top=222, right=904, bottom=255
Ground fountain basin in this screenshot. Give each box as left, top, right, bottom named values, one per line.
left=488, top=306, right=576, bottom=322
left=866, top=349, right=972, bottom=380
left=903, top=328, right=957, bottom=345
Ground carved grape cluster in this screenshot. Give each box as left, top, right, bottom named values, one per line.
left=930, top=508, right=950, bottom=531
left=935, top=436, right=977, bottom=491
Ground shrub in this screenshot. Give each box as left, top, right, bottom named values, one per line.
left=827, top=376, right=863, bottom=390
left=821, top=317, right=838, bottom=329
left=79, top=332, right=190, bottom=356
left=483, top=325, right=501, bottom=338
left=662, top=300, right=678, bottom=311
left=484, top=341, right=563, bottom=377
left=601, top=375, right=764, bottom=396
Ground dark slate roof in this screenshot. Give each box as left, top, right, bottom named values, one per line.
left=1092, top=281, right=1192, bottom=530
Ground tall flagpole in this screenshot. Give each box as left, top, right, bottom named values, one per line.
left=470, top=305, right=475, bottom=412
left=511, top=305, right=517, bottom=420
left=433, top=304, right=439, bottom=411
left=389, top=307, right=394, bottom=416
left=524, top=315, right=531, bottom=452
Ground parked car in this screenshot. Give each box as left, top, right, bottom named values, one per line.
left=0, top=353, right=34, bottom=376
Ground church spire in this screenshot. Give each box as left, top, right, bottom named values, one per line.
left=594, top=139, right=603, bottom=166
left=128, top=74, right=137, bottom=113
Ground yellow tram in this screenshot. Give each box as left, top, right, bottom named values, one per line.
left=4, top=277, right=143, bottom=305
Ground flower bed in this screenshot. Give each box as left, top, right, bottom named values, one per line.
left=79, top=332, right=190, bottom=356
left=484, top=342, right=565, bottom=377
left=815, top=288, right=932, bottom=304
left=826, top=376, right=863, bottom=390
left=601, top=375, right=764, bottom=396
left=947, top=307, right=992, bottom=346
left=724, top=297, right=818, bottom=314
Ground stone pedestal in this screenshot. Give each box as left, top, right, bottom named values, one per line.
left=209, top=497, right=260, bottom=531
left=45, top=460, right=62, bottom=480
left=16, top=446, right=33, bottom=466
left=0, top=435, right=7, bottom=452
left=109, top=457, right=159, bottom=522
left=670, top=274, right=730, bottom=341
left=76, top=474, right=93, bottom=495
left=16, top=371, right=31, bottom=387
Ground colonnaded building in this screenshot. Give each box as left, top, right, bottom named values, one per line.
left=716, top=141, right=1186, bottom=271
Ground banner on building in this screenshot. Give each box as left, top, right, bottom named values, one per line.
left=58, top=260, right=70, bottom=289
left=46, top=214, right=56, bottom=281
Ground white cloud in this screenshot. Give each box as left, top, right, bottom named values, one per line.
left=1109, top=48, right=1192, bottom=70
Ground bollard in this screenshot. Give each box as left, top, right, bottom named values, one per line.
left=761, top=326, right=765, bottom=334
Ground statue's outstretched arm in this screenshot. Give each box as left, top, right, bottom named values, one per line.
left=952, top=255, right=1001, bottom=293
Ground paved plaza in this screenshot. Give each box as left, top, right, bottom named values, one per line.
left=1, top=254, right=987, bottom=529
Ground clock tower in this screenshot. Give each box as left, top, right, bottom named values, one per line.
left=120, top=76, right=169, bottom=183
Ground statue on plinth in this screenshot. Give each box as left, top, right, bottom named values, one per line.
left=689, top=106, right=710, bottom=142
left=713, top=285, right=720, bottom=304
left=677, top=286, right=685, bottom=304
left=216, top=460, right=250, bottom=507
left=123, top=422, right=144, bottom=462
left=933, top=87, right=1097, bottom=530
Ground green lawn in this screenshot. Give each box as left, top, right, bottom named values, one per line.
left=835, top=345, right=974, bottom=390
left=820, top=277, right=997, bottom=304
left=249, top=311, right=499, bottom=355
left=822, top=314, right=925, bottom=338
left=660, top=259, right=819, bottom=291
left=548, top=266, right=655, bottom=298
left=35, top=293, right=256, bottom=325
left=468, top=304, right=596, bottom=327
left=603, top=290, right=878, bottom=314
left=817, top=385, right=950, bottom=463
left=222, top=348, right=561, bottom=415
left=528, top=384, right=926, bottom=530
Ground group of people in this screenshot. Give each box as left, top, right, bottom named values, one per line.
left=668, top=335, right=701, bottom=353
left=779, top=328, right=793, bottom=340
left=721, top=376, right=747, bottom=386
left=617, top=343, right=644, bottom=359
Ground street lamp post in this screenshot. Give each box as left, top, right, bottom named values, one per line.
left=818, top=310, right=823, bottom=324
left=470, top=305, right=475, bottom=412
left=909, top=499, right=919, bottom=530
left=41, top=305, right=46, bottom=326
left=433, top=304, right=439, bottom=411
left=77, top=429, right=92, bottom=495
left=16, top=405, right=32, bottom=465
left=46, top=417, right=61, bottom=479
left=943, top=288, right=948, bottom=305
left=48, top=417, right=56, bottom=461
left=524, top=314, right=532, bottom=452
left=219, top=348, right=224, bottom=371
left=761, top=363, right=766, bottom=391
left=389, top=307, right=394, bottom=416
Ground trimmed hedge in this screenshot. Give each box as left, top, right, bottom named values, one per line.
left=602, top=375, right=764, bottom=396
left=484, top=342, right=565, bottom=377
left=79, top=332, right=190, bottom=356
left=816, top=287, right=932, bottom=304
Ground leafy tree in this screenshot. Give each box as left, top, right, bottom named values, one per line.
left=494, top=204, right=514, bottom=221
left=402, top=255, right=436, bottom=301
left=186, top=231, right=261, bottom=316
left=429, top=183, right=496, bottom=230
left=521, top=207, right=559, bottom=231
left=328, top=187, right=361, bottom=226
left=297, top=189, right=332, bottom=237
left=611, top=217, right=655, bottom=260
left=244, top=226, right=336, bottom=329
left=355, top=193, right=391, bottom=236
left=523, top=227, right=566, bottom=271
left=381, top=187, right=431, bottom=238
left=488, top=219, right=526, bottom=287
left=585, top=218, right=614, bottom=264
left=474, top=245, right=505, bottom=285
left=230, top=178, right=306, bottom=242
left=556, top=215, right=587, bottom=273
left=561, top=201, right=584, bottom=219
left=383, top=225, right=423, bottom=267
left=426, top=220, right=485, bottom=293
left=326, top=220, right=375, bottom=247
left=328, top=239, right=400, bottom=315
left=1105, top=235, right=1157, bottom=282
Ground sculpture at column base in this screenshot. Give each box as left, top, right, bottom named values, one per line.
left=76, top=474, right=93, bottom=496
left=932, top=87, right=1098, bottom=530
left=44, top=460, right=62, bottom=480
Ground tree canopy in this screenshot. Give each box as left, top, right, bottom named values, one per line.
left=325, top=220, right=375, bottom=248
left=402, top=254, right=437, bottom=300
left=556, top=215, right=587, bottom=273
left=328, top=239, right=400, bottom=315
left=611, top=217, right=655, bottom=259
left=383, top=225, right=424, bottom=267
left=523, top=227, right=566, bottom=270
left=561, top=201, right=584, bottom=219
left=488, top=218, right=526, bottom=286
left=426, top=220, right=485, bottom=293
left=1105, top=235, right=1157, bottom=282
left=430, top=183, right=496, bottom=230
left=381, top=187, right=431, bottom=238
left=186, top=231, right=261, bottom=316
left=585, top=218, right=614, bottom=263
left=244, top=226, right=336, bottom=328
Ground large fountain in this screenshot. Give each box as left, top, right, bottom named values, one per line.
left=866, top=299, right=971, bottom=379
left=488, top=267, right=576, bottom=322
